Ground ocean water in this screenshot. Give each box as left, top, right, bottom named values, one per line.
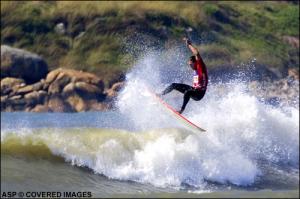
left=1, top=109, right=299, bottom=198
left=1, top=51, right=299, bottom=198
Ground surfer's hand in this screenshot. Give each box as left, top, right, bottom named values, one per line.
left=183, top=37, right=192, bottom=46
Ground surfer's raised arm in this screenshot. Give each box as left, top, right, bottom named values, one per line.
left=183, top=37, right=201, bottom=60
left=159, top=37, right=208, bottom=114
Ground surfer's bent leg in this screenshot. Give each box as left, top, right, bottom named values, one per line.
left=162, top=83, right=192, bottom=95
left=180, top=90, right=194, bottom=113
left=180, top=89, right=206, bottom=113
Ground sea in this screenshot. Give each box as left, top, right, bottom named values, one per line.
left=1, top=52, right=299, bottom=198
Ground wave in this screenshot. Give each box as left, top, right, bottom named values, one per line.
left=114, top=50, right=299, bottom=187
left=2, top=48, right=299, bottom=189
left=2, top=115, right=298, bottom=189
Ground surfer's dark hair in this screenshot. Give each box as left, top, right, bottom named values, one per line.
left=190, top=55, right=196, bottom=63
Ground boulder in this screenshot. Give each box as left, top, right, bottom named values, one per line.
left=31, top=104, right=51, bottom=112
left=88, top=100, right=111, bottom=111
left=87, top=100, right=112, bottom=111
left=54, top=23, right=66, bottom=35
left=9, top=95, right=22, bottom=100
left=24, top=90, right=47, bottom=106
left=48, top=72, right=71, bottom=95
left=13, top=85, right=32, bottom=95
left=74, top=81, right=103, bottom=97
left=1, top=45, right=48, bottom=83
left=105, top=82, right=125, bottom=99
left=62, top=82, right=76, bottom=94
left=45, top=69, right=61, bottom=84
left=46, top=68, right=104, bottom=88
left=46, top=68, right=104, bottom=95
left=48, top=96, right=73, bottom=112
left=66, top=94, right=87, bottom=112
left=1, top=95, right=8, bottom=103
left=288, top=68, right=299, bottom=81
left=1, top=77, right=25, bottom=96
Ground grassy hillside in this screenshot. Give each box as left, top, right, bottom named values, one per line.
left=1, top=1, right=299, bottom=86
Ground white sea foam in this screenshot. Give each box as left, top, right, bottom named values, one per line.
left=113, top=50, right=299, bottom=187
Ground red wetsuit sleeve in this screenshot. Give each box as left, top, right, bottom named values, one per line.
left=196, top=57, right=208, bottom=89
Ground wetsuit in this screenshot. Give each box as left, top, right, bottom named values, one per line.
left=161, top=56, right=208, bottom=113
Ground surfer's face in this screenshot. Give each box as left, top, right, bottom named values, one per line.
left=188, top=60, right=196, bottom=69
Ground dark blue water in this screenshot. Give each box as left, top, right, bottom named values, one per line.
left=1, top=112, right=129, bottom=129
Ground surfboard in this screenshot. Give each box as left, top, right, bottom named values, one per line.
left=147, top=89, right=206, bottom=133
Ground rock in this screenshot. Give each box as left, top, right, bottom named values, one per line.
left=48, top=72, right=71, bottom=95
left=288, top=68, right=299, bottom=81
left=1, top=45, right=48, bottom=83
left=47, top=68, right=104, bottom=96
left=1, top=77, right=25, bottom=95
left=62, top=82, right=76, bottom=94
left=8, top=98, right=27, bottom=111
left=66, top=94, right=87, bottom=112
left=47, top=68, right=104, bottom=88
left=9, top=95, right=22, bottom=100
left=105, top=82, right=125, bottom=98
left=88, top=101, right=111, bottom=111
left=1, top=94, right=26, bottom=111
left=9, top=80, right=44, bottom=98
left=31, top=104, right=51, bottom=112
left=107, top=73, right=126, bottom=88
left=55, top=23, right=66, bottom=35
left=16, top=85, right=34, bottom=95
left=111, top=82, right=124, bottom=92
left=1, top=66, right=111, bottom=112
left=282, top=36, right=299, bottom=48
left=1, top=77, right=25, bottom=89
left=38, top=90, right=48, bottom=98
left=1, top=95, right=8, bottom=103
left=48, top=96, right=73, bottom=112
left=248, top=76, right=299, bottom=107
left=1, top=95, right=9, bottom=111
left=24, top=91, right=46, bottom=106
left=74, top=81, right=103, bottom=97
left=31, top=81, right=44, bottom=91
left=45, top=69, right=61, bottom=84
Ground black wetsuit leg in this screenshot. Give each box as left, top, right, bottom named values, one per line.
left=180, top=89, right=206, bottom=113
left=161, top=83, right=192, bottom=95
left=162, top=83, right=206, bottom=113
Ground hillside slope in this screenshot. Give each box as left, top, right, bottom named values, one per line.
left=1, top=1, right=299, bottom=85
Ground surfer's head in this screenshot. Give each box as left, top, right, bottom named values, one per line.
left=188, top=55, right=196, bottom=69
left=189, top=55, right=196, bottom=62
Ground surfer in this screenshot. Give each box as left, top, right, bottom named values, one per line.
left=160, top=38, right=208, bottom=114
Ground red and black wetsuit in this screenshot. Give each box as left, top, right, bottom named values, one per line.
left=161, top=57, right=208, bottom=113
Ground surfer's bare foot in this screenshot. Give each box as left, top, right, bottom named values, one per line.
left=178, top=109, right=183, bottom=114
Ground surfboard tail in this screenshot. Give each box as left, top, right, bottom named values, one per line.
left=147, top=87, right=206, bottom=133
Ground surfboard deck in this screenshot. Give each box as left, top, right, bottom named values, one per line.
left=147, top=89, right=206, bottom=133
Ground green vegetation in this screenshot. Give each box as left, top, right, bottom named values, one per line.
left=1, top=1, right=299, bottom=85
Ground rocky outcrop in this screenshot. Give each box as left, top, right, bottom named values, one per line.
left=248, top=69, right=299, bottom=107
left=1, top=45, right=48, bottom=83
left=1, top=67, right=124, bottom=112
left=0, top=45, right=126, bottom=112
